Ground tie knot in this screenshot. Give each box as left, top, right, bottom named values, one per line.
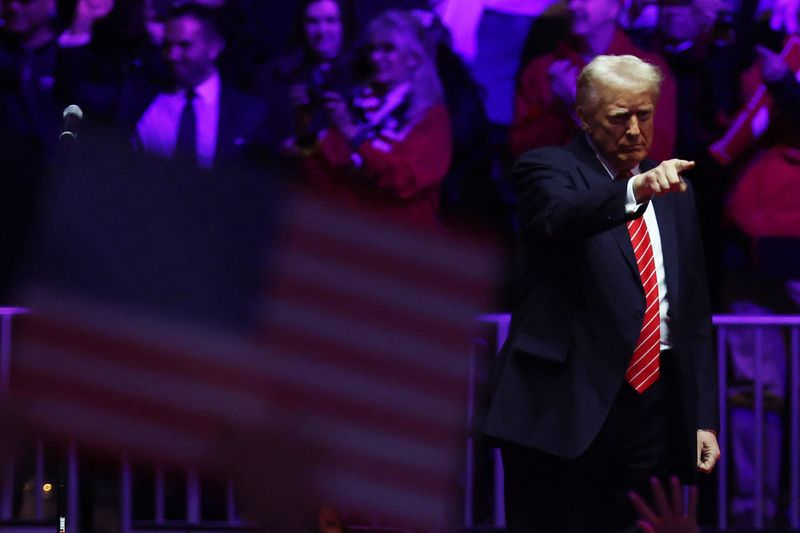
left=616, top=170, right=633, bottom=181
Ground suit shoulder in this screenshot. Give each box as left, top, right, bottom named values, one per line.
left=515, top=145, right=577, bottom=169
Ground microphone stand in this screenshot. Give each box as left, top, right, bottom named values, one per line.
left=54, top=105, right=83, bottom=533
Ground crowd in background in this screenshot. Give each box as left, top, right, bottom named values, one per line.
left=0, top=0, right=799, bottom=310
left=1, top=0, right=800, bottom=527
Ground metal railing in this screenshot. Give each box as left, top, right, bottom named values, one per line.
left=2, top=309, right=799, bottom=531
left=714, top=315, right=800, bottom=530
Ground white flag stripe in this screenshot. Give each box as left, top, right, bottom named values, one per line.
left=262, top=299, right=466, bottom=376
left=268, top=248, right=483, bottom=323
left=292, top=199, right=497, bottom=280
left=15, top=341, right=268, bottom=424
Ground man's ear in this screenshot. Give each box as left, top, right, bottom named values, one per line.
left=577, top=107, right=590, bottom=133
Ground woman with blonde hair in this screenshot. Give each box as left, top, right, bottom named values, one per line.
left=303, top=9, right=452, bottom=227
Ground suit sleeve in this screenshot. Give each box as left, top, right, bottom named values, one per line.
left=513, top=148, right=640, bottom=240
left=683, top=183, right=719, bottom=431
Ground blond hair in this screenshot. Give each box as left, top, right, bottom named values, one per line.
left=576, top=55, right=663, bottom=115
left=364, top=10, right=443, bottom=123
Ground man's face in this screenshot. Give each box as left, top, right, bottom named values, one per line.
left=568, top=0, right=620, bottom=36
left=2, top=0, right=54, bottom=37
left=579, top=82, right=656, bottom=171
left=162, top=15, right=222, bottom=88
left=304, top=0, right=343, bottom=61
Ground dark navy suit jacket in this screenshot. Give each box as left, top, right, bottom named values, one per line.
left=482, top=135, right=718, bottom=469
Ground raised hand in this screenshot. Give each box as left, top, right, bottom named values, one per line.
left=69, top=0, right=114, bottom=35
left=628, top=476, right=700, bottom=533
left=631, top=159, right=695, bottom=203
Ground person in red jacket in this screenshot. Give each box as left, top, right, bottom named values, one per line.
left=509, top=0, right=677, bottom=162
left=303, top=9, right=452, bottom=227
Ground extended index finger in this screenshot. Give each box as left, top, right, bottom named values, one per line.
left=670, top=159, right=696, bottom=173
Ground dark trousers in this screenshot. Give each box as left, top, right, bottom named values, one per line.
left=501, top=350, right=688, bottom=533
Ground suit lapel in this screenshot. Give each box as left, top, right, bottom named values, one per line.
left=610, top=213, right=639, bottom=281
left=569, top=136, right=641, bottom=281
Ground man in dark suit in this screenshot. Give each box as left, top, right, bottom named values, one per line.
left=482, top=54, right=720, bottom=532
left=129, top=3, right=269, bottom=169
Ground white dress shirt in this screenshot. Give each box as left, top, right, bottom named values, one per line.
left=136, top=70, right=221, bottom=168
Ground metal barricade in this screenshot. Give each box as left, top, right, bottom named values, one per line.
left=3, top=309, right=799, bottom=532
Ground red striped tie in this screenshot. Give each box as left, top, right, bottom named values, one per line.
left=620, top=172, right=660, bottom=393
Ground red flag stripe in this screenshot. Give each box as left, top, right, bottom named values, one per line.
left=263, top=251, right=478, bottom=339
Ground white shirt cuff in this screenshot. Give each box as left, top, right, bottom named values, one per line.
left=625, top=175, right=648, bottom=214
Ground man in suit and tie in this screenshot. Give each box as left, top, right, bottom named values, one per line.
left=482, top=54, right=720, bottom=532
left=133, top=3, right=269, bottom=169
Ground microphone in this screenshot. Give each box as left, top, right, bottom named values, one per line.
left=60, top=104, right=83, bottom=142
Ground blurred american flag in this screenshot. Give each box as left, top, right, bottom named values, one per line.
left=9, top=191, right=498, bottom=529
